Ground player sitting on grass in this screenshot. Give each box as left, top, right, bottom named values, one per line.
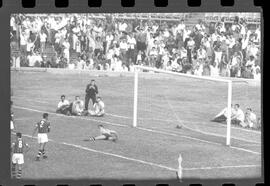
left=86, top=125, right=118, bottom=142
left=11, top=132, right=29, bottom=179
left=32, top=113, right=51, bottom=161
left=87, top=96, right=105, bottom=117
left=211, top=104, right=235, bottom=123
left=56, top=95, right=71, bottom=116
left=242, top=108, right=257, bottom=129
left=231, top=104, right=245, bottom=126
left=71, top=96, right=84, bottom=116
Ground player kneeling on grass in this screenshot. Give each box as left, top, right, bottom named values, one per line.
left=71, top=96, right=84, bottom=116
left=32, top=113, right=51, bottom=161
left=87, top=125, right=118, bottom=142
left=88, top=96, right=105, bottom=117
left=11, top=132, right=29, bottom=179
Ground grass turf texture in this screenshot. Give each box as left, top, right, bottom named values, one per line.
left=10, top=70, right=261, bottom=180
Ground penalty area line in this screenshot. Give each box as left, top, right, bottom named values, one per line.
left=17, top=132, right=261, bottom=173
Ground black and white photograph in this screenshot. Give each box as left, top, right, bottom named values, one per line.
left=10, top=12, right=261, bottom=181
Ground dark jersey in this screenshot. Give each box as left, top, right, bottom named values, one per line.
left=86, top=84, right=98, bottom=97
left=36, top=119, right=50, bottom=133
left=13, top=138, right=26, bottom=154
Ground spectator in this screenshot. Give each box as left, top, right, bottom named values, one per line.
left=88, top=96, right=105, bottom=117
left=231, top=104, right=245, bottom=126
left=242, top=108, right=257, bottom=128
left=10, top=13, right=260, bottom=79
left=56, top=95, right=71, bottom=115
left=71, top=96, right=84, bottom=116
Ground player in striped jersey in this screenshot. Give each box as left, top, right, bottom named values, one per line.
left=32, top=113, right=50, bottom=161
left=11, top=132, right=29, bottom=179
left=86, top=125, right=118, bottom=142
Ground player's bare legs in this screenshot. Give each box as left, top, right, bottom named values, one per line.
left=42, top=142, right=48, bottom=158
left=87, top=134, right=118, bottom=142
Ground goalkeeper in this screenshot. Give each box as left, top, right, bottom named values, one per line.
left=86, top=125, right=118, bottom=142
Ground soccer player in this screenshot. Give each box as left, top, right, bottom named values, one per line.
left=10, top=101, right=15, bottom=131
left=11, top=132, right=29, bottom=179
left=88, top=96, right=105, bottom=117
left=85, top=79, right=99, bottom=111
left=32, top=113, right=50, bottom=161
left=87, top=125, right=118, bottom=142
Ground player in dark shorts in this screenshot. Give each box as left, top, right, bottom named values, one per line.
left=11, top=132, right=29, bottom=179
left=32, top=113, right=51, bottom=161
left=85, top=125, right=118, bottom=142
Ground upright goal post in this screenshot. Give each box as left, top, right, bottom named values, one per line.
left=133, top=65, right=233, bottom=146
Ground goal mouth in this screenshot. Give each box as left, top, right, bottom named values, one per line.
left=133, top=65, right=235, bottom=146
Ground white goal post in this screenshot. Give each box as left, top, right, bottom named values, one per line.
left=133, top=65, right=233, bottom=146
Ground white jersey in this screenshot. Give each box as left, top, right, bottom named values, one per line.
left=100, top=128, right=115, bottom=135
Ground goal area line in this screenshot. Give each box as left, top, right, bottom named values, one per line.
left=13, top=105, right=261, bottom=155
left=12, top=95, right=261, bottom=135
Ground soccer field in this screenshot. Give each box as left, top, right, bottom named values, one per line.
left=10, top=69, right=262, bottom=180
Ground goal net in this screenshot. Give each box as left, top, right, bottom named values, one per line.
left=133, top=65, right=234, bottom=145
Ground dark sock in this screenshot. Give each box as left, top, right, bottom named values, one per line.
left=17, top=169, right=22, bottom=179
left=11, top=164, right=16, bottom=178
left=37, top=150, right=42, bottom=158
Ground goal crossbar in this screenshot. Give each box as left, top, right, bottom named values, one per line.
left=133, top=65, right=232, bottom=146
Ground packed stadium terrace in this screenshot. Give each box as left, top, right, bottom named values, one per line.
left=10, top=13, right=261, bottom=79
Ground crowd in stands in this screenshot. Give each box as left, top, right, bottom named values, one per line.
left=10, top=14, right=261, bottom=79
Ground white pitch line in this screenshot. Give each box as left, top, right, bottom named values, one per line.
left=12, top=96, right=261, bottom=134
left=14, top=117, right=33, bottom=121
left=17, top=132, right=260, bottom=172
left=13, top=105, right=261, bottom=155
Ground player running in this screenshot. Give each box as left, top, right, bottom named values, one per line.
left=86, top=125, right=118, bottom=142
left=11, top=132, right=29, bottom=179
left=32, top=113, right=51, bottom=161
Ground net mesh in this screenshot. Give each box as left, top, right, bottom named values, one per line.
left=136, top=70, right=261, bottom=145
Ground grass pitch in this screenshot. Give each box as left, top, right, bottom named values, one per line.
left=11, top=69, right=261, bottom=180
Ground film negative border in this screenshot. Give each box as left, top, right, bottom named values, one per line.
left=0, top=0, right=264, bottom=186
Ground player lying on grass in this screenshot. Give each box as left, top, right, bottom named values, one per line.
left=71, top=96, right=84, bottom=116
left=11, top=132, right=29, bottom=179
left=56, top=95, right=71, bottom=115
left=87, top=96, right=105, bottom=117
left=32, top=113, right=51, bottom=161
left=85, top=125, right=118, bottom=142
